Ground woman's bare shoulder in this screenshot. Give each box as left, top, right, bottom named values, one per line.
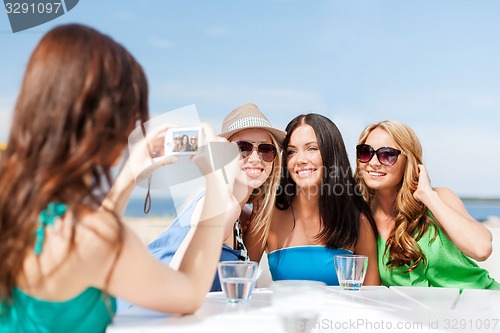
left=76, top=210, right=122, bottom=252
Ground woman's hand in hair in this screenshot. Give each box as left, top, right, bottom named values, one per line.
left=413, top=164, right=434, bottom=203
left=413, top=165, right=492, bottom=261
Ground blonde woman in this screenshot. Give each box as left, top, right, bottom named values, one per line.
left=123, top=103, right=284, bottom=305
left=355, top=120, right=499, bottom=289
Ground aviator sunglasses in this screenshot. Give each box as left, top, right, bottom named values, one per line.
left=236, top=141, right=277, bottom=162
left=356, top=144, right=403, bottom=166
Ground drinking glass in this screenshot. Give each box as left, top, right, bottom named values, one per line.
left=333, top=255, right=368, bottom=291
left=271, top=280, right=326, bottom=333
left=218, top=261, right=258, bottom=303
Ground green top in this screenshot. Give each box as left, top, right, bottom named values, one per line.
left=377, top=221, right=500, bottom=290
left=0, top=202, right=116, bottom=332
left=0, top=287, right=116, bottom=333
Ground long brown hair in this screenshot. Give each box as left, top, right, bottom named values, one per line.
left=276, top=114, right=376, bottom=249
left=0, top=24, right=149, bottom=300
left=355, top=120, right=435, bottom=272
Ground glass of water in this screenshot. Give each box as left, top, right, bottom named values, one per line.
left=271, top=280, right=326, bottom=333
left=334, top=255, right=368, bottom=291
left=218, top=261, right=258, bottom=303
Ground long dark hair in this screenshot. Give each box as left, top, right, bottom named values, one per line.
left=0, top=24, right=149, bottom=300
left=276, top=114, right=376, bottom=249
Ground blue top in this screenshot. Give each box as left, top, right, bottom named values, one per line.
left=0, top=203, right=116, bottom=333
left=268, top=246, right=353, bottom=285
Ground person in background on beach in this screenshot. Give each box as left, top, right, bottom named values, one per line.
left=116, top=102, right=284, bottom=312
left=0, top=24, right=240, bottom=333
left=246, top=113, right=380, bottom=286
left=0, top=142, right=5, bottom=160
left=355, top=120, right=499, bottom=289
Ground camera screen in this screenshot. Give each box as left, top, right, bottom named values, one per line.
left=169, top=129, right=200, bottom=153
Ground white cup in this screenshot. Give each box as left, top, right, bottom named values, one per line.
left=271, top=280, right=326, bottom=333
left=334, top=255, right=368, bottom=291
left=218, top=261, right=258, bottom=303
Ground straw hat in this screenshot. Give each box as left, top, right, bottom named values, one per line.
left=219, top=103, right=286, bottom=144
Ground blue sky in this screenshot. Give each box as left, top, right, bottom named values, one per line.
left=1, top=0, right=499, bottom=198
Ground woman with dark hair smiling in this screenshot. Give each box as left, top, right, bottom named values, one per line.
left=178, top=134, right=192, bottom=152
left=247, top=113, right=380, bottom=286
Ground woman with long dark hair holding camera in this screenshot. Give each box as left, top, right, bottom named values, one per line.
left=0, top=24, right=238, bottom=332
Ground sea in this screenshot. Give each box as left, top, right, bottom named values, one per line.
left=124, top=197, right=500, bottom=222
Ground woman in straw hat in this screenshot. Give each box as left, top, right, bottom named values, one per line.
left=116, top=103, right=284, bottom=309
left=0, top=24, right=239, bottom=332
left=248, top=113, right=380, bottom=286
left=355, top=120, right=499, bottom=289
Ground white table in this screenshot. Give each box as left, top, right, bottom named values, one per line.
left=107, top=286, right=500, bottom=333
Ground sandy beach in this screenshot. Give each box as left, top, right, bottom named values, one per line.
left=482, top=216, right=500, bottom=228
left=123, top=216, right=173, bottom=245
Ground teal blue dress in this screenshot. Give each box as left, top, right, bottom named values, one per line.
left=1, top=288, right=116, bottom=333
left=0, top=203, right=116, bottom=333
left=268, top=245, right=352, bottom=285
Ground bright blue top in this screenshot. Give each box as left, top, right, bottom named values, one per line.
left=0, top=203, right=115, bottom=333
left=268, top=246, right=353, bottom=285
left=117, top=191, right=248, bottom=312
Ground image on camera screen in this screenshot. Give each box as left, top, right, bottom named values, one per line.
left=165, top=128, right=201, bottom=155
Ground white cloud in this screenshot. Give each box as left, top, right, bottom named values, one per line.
left=153, top=82, right=327, bottom=127
left=203, top=26, right=228, bottom=37
left=441, top=89, right=500, bottom=109
left=110, top=11, right=137, bottom=22
left=148, top=36, right=175, bottom=49
left=415, top=125, right=500, bottom=198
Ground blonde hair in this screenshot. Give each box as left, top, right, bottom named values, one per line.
left=355, top=120, right=435, bottom=272
left=231, top=132, right=282, bottom=247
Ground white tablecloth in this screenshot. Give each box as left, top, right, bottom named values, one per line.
left=107, top=286, right=500, bottom=333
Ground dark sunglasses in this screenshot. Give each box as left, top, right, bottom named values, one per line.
left=236, top=141, right=277, bottom=162
left=356, top=144, right=403, bottom=166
